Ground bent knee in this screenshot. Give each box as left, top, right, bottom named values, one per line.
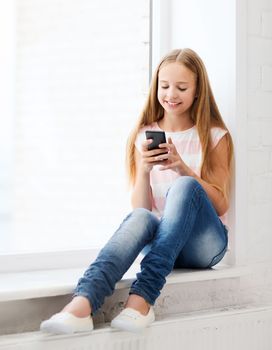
left=171, top=176, right=202, bottom=192
left=173, top=176, right=201, bottom=190
left=130, top=208, right=159, bottom=225
left=166, top=176, right=203, bottom=202
left=131, top=207, right=153, bottom=219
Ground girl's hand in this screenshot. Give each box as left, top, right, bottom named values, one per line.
left=157, top=137, right=194, bottom=176
left=140, top=139, right=169, bottom=173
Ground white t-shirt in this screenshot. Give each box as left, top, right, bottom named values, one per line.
left=135, top=122, right=228, bottom=225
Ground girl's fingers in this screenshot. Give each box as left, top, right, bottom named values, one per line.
left=158, top=142, right=169, bottom=148
left=142, top=139, right=169, bottom=155
left=146, top=155, right=168, bottom=163
left=142, top=148, right=168, bottom=158
left=159, top=142, right=175, bottom=153
left=141, top=139, right=153, bottom=152
left=154, top=153, right=169, bottom=162
left=142, top=151, right=169, bottom=164
left=145, top=158, right=168, bottom=166
left=159, top=137, right=173, bottom=148
left=159, top=160, right=179, bottom=171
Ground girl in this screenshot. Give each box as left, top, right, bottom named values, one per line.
left=40, top=48, right=233, bottom=334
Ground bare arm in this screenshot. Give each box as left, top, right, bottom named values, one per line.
left=189, top=135, right=231, bottom=216
left=158, top=135, right=231, bottom=217
left=131, top=149, right=153, bottom=209
left=131, top=140, right=169, bottom=209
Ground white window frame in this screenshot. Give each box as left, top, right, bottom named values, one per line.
left=0, top=0, right=248, bottom=272
left=232, top=0, right=248, bottom=266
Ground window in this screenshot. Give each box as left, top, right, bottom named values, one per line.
left=0, top=0, right=151, bottom=258
left=1, top=0, right=247, bottom=271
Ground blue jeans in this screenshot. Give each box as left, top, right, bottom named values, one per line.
left=74, top=176, right=228, bottom=314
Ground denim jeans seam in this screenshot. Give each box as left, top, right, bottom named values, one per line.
left=206, top=241, right=228, bottom=268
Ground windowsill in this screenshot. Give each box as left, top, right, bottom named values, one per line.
left=0, top=262, right=251, bottom=303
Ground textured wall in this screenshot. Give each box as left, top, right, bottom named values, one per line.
left=247, top=0, right=272, bottom=263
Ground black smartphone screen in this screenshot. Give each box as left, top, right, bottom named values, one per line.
left=145, top=130, right=167, bottom=154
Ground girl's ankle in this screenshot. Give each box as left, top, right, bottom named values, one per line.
left=62, top=296, right=92, bottom=318
left=125, top=294, right=150, bottom=316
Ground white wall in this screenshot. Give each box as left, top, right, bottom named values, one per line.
left=247, top=0, right=272, bottom=264
left=0, top=0, right=15, bottom=251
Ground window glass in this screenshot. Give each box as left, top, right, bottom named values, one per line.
left=1, top=0, right=150, bottom=253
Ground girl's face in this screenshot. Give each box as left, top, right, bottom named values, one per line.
left=157, top=62, right=197, bottom=118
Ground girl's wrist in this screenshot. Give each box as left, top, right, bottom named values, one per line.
left=139, top=160, right=152, bottom=175
left=176, top=162, right=196, bottom=177
left=186, top=167, right=196, bottom=178
left=138, top=163, right=151, bottom=176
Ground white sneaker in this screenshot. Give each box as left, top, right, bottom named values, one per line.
left=111, top=307, right=155, bottom=333
left=40, top=312, right=94, bottom=334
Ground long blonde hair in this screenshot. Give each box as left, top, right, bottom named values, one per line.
left=126, top=48, right=234, bottom=200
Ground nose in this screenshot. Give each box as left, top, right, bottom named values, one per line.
left=166, top=86, right=178, bottom=100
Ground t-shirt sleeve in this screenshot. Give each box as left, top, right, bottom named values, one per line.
left=211, top=127, right=228, bottom=149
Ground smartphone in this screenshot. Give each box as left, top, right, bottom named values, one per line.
left=145, top=130, right=167, bottom=155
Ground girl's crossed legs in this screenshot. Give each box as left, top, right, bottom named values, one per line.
left=41, top=176, right=228, bottom=333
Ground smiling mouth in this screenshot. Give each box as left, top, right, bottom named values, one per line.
left=165, top=101, right=181, bottom=107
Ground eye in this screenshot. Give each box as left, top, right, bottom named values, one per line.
left=161, top=86, right=169, bottom=89
left=178, top=88, right=187, bottom=92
